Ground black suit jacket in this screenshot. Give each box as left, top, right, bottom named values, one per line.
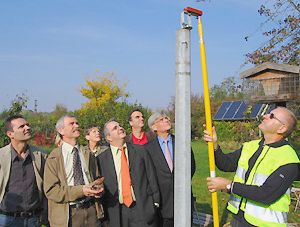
left=97, top=143, right=160, bottom=227
left=145, top=134, right=196, bottom=219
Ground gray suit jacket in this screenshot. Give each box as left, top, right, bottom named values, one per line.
left=97, top=143, right=160, bottom=227
left=0, top=144, right=47, bottom=222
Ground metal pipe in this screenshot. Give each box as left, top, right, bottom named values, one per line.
left=174, top=27, right=192, bottom=227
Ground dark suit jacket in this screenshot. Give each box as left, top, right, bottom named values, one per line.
left=97, top=143, right=160, bottom=227
left=145, top=134, right=195, bottom=219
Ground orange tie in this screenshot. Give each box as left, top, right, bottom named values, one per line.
left=121, top=147, right=133, bottom=207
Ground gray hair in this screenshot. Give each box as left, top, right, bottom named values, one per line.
left=103, top=118, right=116, bottom=142
left=148, top=111, right=169, bottom=131
left=55, top=114, right=75, bottom=132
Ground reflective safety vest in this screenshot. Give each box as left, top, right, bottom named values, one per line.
left=227, top=140, right=300, bottom=227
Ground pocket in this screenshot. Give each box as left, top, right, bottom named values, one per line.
left=0, top=214, right=16, bottom=226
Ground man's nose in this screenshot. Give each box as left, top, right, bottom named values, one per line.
left=263, top=114, right=269, bottom=120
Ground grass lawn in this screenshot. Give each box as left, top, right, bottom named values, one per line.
left=191, top=140, right=300, bottom=226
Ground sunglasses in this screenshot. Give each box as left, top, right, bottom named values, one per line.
left=269, top=113, right=285, bottom=125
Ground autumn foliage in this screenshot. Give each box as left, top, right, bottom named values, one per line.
left=79, top=72, right=129, bottom=110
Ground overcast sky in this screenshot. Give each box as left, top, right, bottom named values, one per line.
left=0, top=0, right=266, bottom=112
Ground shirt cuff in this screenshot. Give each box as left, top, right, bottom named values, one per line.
left=214, top=144, right=220, bottom=151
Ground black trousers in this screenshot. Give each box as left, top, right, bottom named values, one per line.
left=120, top=203, right=157, bottom=227
left=160, top=218, right=173, bottom=227
left=231, top=214, right=255, bottom=227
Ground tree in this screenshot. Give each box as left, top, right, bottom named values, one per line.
left=167, top=93, right=205, bottom=139
left=0, top=93, right=29, bottom=147
left=77, top=72, right=151, bottom=144
left=75, top=102, right=151, bottom=145
left=245, top=0, right=300, bottom=65
left=51, top=104, right=68, bottom=119
left=0, top=93, right=28, bottom=119
left=79, top=72, right=129, bottom=110
left=210, top=77, right=244, bottom=103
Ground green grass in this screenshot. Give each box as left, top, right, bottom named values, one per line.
left=191, top=140, right=300, bottom=226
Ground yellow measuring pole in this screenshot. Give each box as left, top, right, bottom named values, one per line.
left=197, top=15, right=220, bottom=227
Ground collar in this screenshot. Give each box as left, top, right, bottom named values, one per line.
left=62, top=142, right=80, bottom=154
left=11, top=145, right=30, bottom=162
left=110, top=143, right=127, bottom=155
left=132, top=132, right=148, bottom=145
left=260, top=138, right=289, bottom=148
left=158, top=134, right=172, bottom=144
left=132, top=131, right=144, bottom=140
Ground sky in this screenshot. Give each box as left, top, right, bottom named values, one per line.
left=0, top=0, right=267, bottom=112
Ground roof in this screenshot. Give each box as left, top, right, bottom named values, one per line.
left=240, top=62, right=299, bottom=79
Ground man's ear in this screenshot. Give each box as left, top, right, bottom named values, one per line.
left=57, top=128, right=64, bottom=137
left=129, top=121, right=133, bottom=127
left=85, top=135, right=90, bottom=141
left=277, top=125, right=287, bottom=135
left=151, top=124, right=157, bottom=131
left=106, top=134, right=112, bottom=143
left=6, top=131, right=13, bottom=139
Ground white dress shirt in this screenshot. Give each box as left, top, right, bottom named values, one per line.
left=61, top=142, right=91, bottom=186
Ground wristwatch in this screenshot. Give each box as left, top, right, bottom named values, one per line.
left=226, top=182, right=232, bottom=193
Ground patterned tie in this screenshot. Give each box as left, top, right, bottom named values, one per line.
left=164, top=140, right=173, bottom=172
left=73, top=147, right=85, bottom=186
left=121, top=147, right=133, bottom=207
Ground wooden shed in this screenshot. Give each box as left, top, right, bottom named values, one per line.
left=240, top=62, right=300, bottom=103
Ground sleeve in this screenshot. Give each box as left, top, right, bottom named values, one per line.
left=40, top=152, right=49, bottom=226
left=232, top=163, right=299, bottom=204
left=215, top=145, right=242, bottom=172
left=43, top=156, right=85, bottom=203
left=191, top=148, right=196, bottom=178
left=90, top=153, right=101, bottom=180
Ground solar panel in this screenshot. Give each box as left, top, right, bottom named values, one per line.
left=223, top=101, right=243, bottom=119
left=213, top=102, right=232, bottom=120
left=248, top=103, right=265, bottom=119
left=213, top=101, right=272, bottom=121
left=233, top=102, right=247, bottom=120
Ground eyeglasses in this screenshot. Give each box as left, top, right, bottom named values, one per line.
left=269, top=113, right=285, bottom=125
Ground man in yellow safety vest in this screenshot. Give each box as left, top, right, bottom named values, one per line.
left=203, top=107, right=299, bottom=227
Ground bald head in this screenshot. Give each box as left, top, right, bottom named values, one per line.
left=259, top=107, right=297, bottom=140
left=277, top=107, right=297, bottom=138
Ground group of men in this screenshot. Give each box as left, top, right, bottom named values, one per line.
left=0, top=106, right=298, bottom=227
left=0, top=109, right=184, bottom=227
